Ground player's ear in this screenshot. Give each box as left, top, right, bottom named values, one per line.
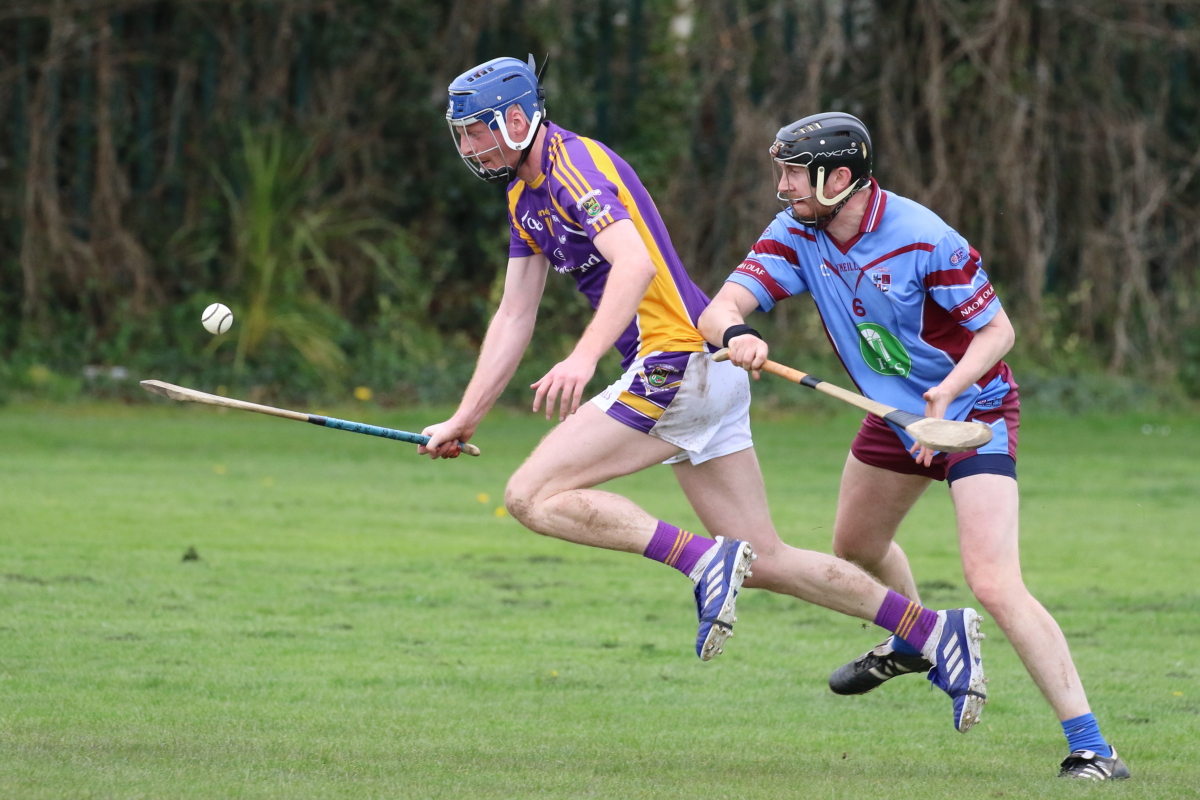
left=507, top=105, right=528, bottom=139
left=830, top=166, right=853, bottom=193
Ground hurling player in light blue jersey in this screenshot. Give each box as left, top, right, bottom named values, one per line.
left=700, top=113, right=1128, bottom=780
left=419, top=58, right=995, bottom=711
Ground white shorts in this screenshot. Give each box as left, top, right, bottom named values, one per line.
left=590, top=350, right=753, bottom=466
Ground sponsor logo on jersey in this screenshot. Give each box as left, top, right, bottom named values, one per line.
left=974, top=396, right=1002, bottom=409
left=832, top=261, right=857, bottom=274
left=949, top=247, right=967, bottom=265
left=955, top=283, right=995, bottom=321
left=735, top=260, right=790, bottom=301
left=553, top=252, right=602, bottom=275
left=857, top=322, right=912, bottom=378
left=520, top=209, right=544, bottom=231
left=871, top=268, right=891, bottom=293
left=737, top=261, right=769, bottom=279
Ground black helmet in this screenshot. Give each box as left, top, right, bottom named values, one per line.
left=771, top=112, right=872, bottom=226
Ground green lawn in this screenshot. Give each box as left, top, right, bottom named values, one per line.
left=1, top=403, right=1197, bottom=798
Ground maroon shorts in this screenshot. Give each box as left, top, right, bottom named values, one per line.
left=849, top=386, right=1020, bottom=482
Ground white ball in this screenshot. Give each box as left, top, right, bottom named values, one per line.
left=201, top=303, right=234, bottom=335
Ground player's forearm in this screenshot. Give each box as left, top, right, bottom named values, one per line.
left=698, top=299, right=745, bottom=347
left=455, top=308, right=537, bottom=425
left=572, top=256, right=656, bottom=362
left=698, top=283, right=762, bottom=347
left=937, top=313, right=1015, bottom=399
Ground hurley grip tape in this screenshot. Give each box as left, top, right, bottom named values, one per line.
left=882, top=409, right=926, bottom=428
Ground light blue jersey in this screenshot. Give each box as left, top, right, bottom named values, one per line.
left=727, top=179, right=1013, bottom=429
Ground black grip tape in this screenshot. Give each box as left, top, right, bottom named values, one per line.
left=883, top=409, right=926, bottom=428
left=307, top=415, right=327, bottom=426
left=799, top=375, right=821, bottom=389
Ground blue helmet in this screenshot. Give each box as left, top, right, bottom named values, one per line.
left=447, top=56, right=546, bottom=184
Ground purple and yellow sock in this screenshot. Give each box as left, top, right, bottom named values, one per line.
left=643, top=521, right=714, bottom=577
left=873, top=590, right=939, bottom=652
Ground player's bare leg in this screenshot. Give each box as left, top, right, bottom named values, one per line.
left=671, top=447, right=887, bottom=619
left=828, top=454, right=965, bottom=699
left=507, top=408, right=892, bottom=618
left=506, top=404, right=981, bottom=682
left=504, top=403, right=681, bottom=551
left=505, top=402, right=758, bottom=660
left=675, top=446, right=984, bottom=730
left=950, top=473, right=1091, bottom=721
left=831, top=453, right=929, bottom=602
left=954, top=474, right=1125, bottom=771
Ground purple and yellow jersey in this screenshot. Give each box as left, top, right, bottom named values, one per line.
left=506, top=122, right=709, bottom=368
left=727, top=180, right=1015, bottom=435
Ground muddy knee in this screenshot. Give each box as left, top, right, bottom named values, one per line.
left=504, top=472, right=541, bottom=528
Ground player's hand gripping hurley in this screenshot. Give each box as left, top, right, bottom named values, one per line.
left=140, top=381, right=481, bottom=456
left=711, top=350, right=991, bottom=453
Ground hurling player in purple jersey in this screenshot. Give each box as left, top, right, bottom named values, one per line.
left=418, top=58, right=993, bottom=723
left=700, top=112, right=1128, bottom=780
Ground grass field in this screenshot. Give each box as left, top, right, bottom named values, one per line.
left=1, top=402, right=1198, bottom=799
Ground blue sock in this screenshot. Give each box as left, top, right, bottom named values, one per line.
left=890, top=634, right=923, bottom=656
left=1062, top=713, right=1112, bottom=757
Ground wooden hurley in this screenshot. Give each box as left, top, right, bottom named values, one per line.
left=140, top=380, right=481, bottom=456
left=710, top=350, right=992, bottom=453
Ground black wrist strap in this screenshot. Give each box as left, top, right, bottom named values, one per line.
left=722, top=324, right=763, bottom=349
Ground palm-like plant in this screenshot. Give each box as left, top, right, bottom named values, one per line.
left=212, top=126, right=395, bottom=381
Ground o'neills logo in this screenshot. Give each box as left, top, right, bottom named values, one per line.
left=957, top=284, right=995, bottom=320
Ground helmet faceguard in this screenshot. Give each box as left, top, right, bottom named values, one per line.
left=447, top=116, right=522, bottom=184
left=446, top=55, right=547, bottom=184
left=771, top=112, right=873, bottom=228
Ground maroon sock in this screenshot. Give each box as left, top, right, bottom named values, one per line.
left=643, top=521, right=714, bottom=577
left=873, top=589, right=939, bottom=651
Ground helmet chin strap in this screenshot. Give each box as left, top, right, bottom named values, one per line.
left=511, top=119, right=546, bottom=175
left=814, top=167, right=859, bottom=207
left=783, top=168, right=869, bottom=230
left=495, top=109, right=543, bottom=151
left=482, top=108, right=545, bottom=184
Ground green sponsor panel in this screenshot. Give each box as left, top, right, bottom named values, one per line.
left=857, top=322, right=912, bottom=377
